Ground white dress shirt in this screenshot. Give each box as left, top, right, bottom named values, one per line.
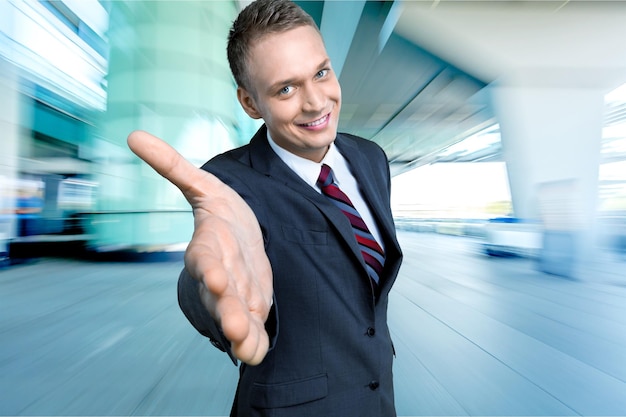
left=267, top=133, right=385, bottom=251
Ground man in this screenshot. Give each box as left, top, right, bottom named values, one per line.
left=128, top=0, right=402, bottom=415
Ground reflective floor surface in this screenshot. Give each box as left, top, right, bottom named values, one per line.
left=1, top=231, right=625, bottom=416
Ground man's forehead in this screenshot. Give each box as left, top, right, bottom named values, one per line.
left=247, top=26, right=328, bottom=81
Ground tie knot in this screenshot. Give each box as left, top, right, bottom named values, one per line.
left=317, top=164, right=334, bottom=189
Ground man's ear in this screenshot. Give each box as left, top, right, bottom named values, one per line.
left=237, top=87, right=262, bottom=119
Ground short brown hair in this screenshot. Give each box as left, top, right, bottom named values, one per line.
left=227, top=0, right=319, bottom=92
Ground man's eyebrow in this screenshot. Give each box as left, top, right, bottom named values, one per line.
left=268, top=77, right=296, bottom=93
left=317, top=59, right=330, bottom=70
left=267, top=59, right=331, bottom=93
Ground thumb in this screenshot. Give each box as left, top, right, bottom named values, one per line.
left=127, top=130, right=222, bottom=200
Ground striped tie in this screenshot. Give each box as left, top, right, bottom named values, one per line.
left=317, top=164, right=385, bottom=290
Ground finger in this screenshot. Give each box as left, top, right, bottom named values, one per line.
left=127, top=130, right=222, bottom=197
left=218, top=294, right=269, bottom=365
left=232, top=321, right=269, bottom=366
left=218, top=295, right=252, bottom=344
left=198, top=281, right=268, bottom=365
left=184, top=242, right=229, bottom=295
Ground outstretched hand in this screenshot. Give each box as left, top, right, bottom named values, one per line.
left=127, top=130, right=273, bottom=365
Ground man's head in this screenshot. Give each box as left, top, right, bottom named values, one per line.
left=227, top=0, right=319, bottom=93
left=227, top=0, right=342, bottom=162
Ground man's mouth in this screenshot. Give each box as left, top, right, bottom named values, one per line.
left=298, top=113, right=330, bottom=127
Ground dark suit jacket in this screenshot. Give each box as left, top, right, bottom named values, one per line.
left=178, top=125, right=403, bottom=417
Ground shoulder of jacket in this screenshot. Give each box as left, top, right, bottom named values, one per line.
left=336, top=132, right=386, bottom=161
left=338, top=132, right=382, bottom=149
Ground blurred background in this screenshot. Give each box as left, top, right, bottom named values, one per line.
left=1, top=1, right=626, bottom=416
left=0, top=0, right=625, bottom=271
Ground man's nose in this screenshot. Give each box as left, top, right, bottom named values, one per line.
left=302, top=84, right=325, bottom=112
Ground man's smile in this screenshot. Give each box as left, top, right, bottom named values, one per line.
left=298, top=113, right=330, bottom=129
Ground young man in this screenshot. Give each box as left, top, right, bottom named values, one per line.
left=128, top=0, right=402, bottom=415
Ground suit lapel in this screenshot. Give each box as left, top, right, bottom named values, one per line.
left=335, top=135, right=402, bottom=296
left=248, top=126, right=320, bottom=200
left=334, top=135, right=397, bottom=254
left=248, top=126, right=399, bottom=293
left=248, top=127, right=367, bottom=270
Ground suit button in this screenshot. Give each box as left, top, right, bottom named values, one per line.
left=369, top=380, right=380, bottom=391
left=366, top=327, right=376, bottom=337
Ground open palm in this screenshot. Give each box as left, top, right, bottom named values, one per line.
left=128, top=130, right=273, bottom=365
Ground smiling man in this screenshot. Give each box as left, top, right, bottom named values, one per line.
left=236, top=24, right=341, bottom=162
left=128, top=0, right=402, bottom=415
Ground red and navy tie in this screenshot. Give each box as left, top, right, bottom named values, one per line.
left=317, top=164, right=385, bottom=290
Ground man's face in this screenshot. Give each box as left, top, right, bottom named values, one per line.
left=237, top=25, right=342, bottom=162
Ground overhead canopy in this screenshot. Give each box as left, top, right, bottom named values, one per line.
left=293, top=0, right=626, bottom=176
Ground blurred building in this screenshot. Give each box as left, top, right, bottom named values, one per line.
left=0, top=0, right=625, bottom=274
left=0, top=0, right=260, bottom=258
left=0, top=0, right=107, bottom=258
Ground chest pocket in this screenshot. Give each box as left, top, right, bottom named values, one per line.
left=281, top=225, right=327, bottom=245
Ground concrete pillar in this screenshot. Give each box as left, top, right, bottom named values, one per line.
left=491, top=82, right=605, bottom=278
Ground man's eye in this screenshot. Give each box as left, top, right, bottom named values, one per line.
left=279, top=86, right=293, bottom=95
left=316, top=69, right=328, bottom=79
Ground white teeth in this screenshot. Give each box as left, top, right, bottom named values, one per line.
left=302, top=115, right=327, bottom=127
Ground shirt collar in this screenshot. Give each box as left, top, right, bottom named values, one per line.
left=267, top=131, right=343, bottom=190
